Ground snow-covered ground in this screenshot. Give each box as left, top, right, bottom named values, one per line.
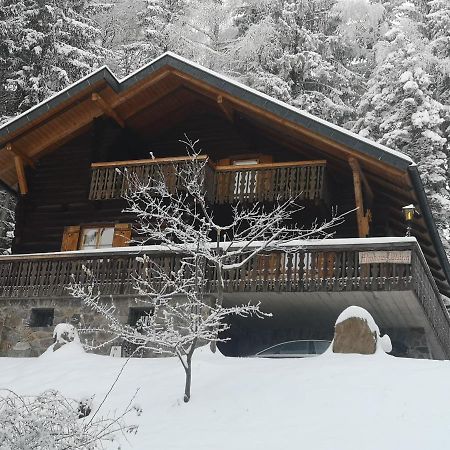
left=1, top=342, right=450, bottom=449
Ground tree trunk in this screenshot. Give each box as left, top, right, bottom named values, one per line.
left=184, top=356, right=192, bottom=403
left=210, top=261, right=224, bottom=353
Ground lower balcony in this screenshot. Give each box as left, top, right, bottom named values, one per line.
left=0, top=237, right=448, bottom=358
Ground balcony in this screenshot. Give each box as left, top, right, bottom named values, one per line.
left=0, top=238, right=448, bottom=357
left=89, top=156, right=327, bottom=204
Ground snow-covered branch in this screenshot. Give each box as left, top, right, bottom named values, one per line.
left=0, top=388, right=138, bottom=449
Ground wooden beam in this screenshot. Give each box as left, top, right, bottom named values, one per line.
left=348, top=158, right=373, bottom=206
left=0, top=80, right=107, bottom=150
left=217, top=95, right=234, bottom=122
left=349, top=157, right=370, bottom=237
left=171, top=69, right=406, bottom=181
left=120, top=83, right=184, bottom=122
left=14, top=155, right=28, bottom=195
left=5, top=143, right=35, bottom=168
left=22, top=119, right=93, bottom=162
left=92, top=92, right=125, bottom=128
left=92, top=154, right=209, bottom=168
left=111, top=68, right=175, bottom=108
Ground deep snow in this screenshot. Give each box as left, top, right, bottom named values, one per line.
left=0, top=342, right=449, bottom=449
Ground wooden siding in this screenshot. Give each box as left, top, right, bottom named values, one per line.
left=13, top=127, right=134, bottom=254
left=13, top=115, right=359, bottom=254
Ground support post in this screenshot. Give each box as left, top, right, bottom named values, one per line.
left=5, top=143, right=35, bottom=168
left=349, top=157, right=371, bottom=238
left=14, top=155, right=28, bottom=195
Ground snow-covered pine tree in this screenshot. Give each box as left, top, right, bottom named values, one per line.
left=0, top=189, right=15, bottom=255
left=229, top=0, right=367, bottom=125
left=117, top=0, right=189, bottom=75
left=0, top=1, right=27, bottom=122
left=0, top=0, right=110, bottom=115
left=181, top=0, right=238, bottom=70
left=426, top=0, right=450, bottom=104
left=353, top=0, right=450, bottom=248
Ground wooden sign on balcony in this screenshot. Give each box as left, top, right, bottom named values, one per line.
left=359, top=250, right=412, bottom=265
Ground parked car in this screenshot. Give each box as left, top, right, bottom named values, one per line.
left=255, top=339, right=331, bottom=358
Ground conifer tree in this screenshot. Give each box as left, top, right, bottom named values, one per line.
left=0, top=0, right=109, bottom=118
left=426, top=0, right=450, bottom=104
left=117, top=0, right=189, bottom=75
left=229, top=0, right=367, bottom=124
left=353, top=0, right=450, bottom=247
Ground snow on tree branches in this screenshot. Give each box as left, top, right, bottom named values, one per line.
left=70, top=137, right=345, bottom=402
left=0, top=0, right=110, bottom=118
left=0, top=389, right=137, bottom=449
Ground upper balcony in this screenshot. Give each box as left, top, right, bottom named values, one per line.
left=0, top=237, right=448, bottom=358
left=88, top=156, right=327, bottom=204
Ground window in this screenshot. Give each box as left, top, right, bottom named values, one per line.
left=232, top=159, right=259, bottom=197
left=30, top=308, right=54, bottom=327
left=128, top=307, right=154, bottom=327
left=79, top=226, right=115, bottom=250
left=61, top=223, right=132, bottom=251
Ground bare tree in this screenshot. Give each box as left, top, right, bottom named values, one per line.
left=124, top=137, right=345, bottom=349
left=70, top=137, right=344, bottom=402
left=71, top=252, right=269, bottom=403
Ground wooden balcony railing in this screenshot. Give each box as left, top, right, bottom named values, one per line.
left=213, top=160, right=326, bottom=204
left=89, top=157, right=326, bottom=203
left=0, top=238, right=448, bottom=356
left=89, top=155, right=212, bottom=201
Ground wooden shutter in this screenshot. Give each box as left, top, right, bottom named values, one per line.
left=61, top=226, right=81, bottom=251
left=112, top=223, right=132, bottom=247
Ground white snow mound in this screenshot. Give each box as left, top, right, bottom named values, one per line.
left=40, top=323, right=85, bottom=357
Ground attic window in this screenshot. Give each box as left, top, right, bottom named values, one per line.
left=30, top=308, right=54, bottom=327
left=128, top=307, right=154, bottom=327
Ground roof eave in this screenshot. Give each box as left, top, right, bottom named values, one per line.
left=0, top=52, right=448, bottom=293
left=408, top=165, right=450, bottom=296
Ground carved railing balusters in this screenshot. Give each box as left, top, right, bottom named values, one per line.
left=89, top=157, right=327, bottom=204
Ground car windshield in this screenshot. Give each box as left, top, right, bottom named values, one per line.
left=259, top=341, right=311, bottom=355
left=313, top=341, right=330, bottom=354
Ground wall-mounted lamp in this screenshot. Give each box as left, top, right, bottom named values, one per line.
left=402, top=204, right=417, bottom=237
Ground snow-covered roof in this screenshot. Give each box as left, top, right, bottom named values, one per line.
left=0, top=52, right=414, bottom=170
left=0, top=52, right=449, bottom=296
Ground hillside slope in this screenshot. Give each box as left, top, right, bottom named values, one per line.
left=0, top=343, right=449, bottom=449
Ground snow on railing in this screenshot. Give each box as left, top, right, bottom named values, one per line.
left=0, top=237, right=448, bottom=355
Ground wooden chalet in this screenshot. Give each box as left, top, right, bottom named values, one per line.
left=0, top=53, right=449, bottom=358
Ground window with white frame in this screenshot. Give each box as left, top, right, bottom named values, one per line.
left=79, top=226, right=115, bottom=250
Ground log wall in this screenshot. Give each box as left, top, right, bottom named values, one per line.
left=13, top=113, right=360, bottom=254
